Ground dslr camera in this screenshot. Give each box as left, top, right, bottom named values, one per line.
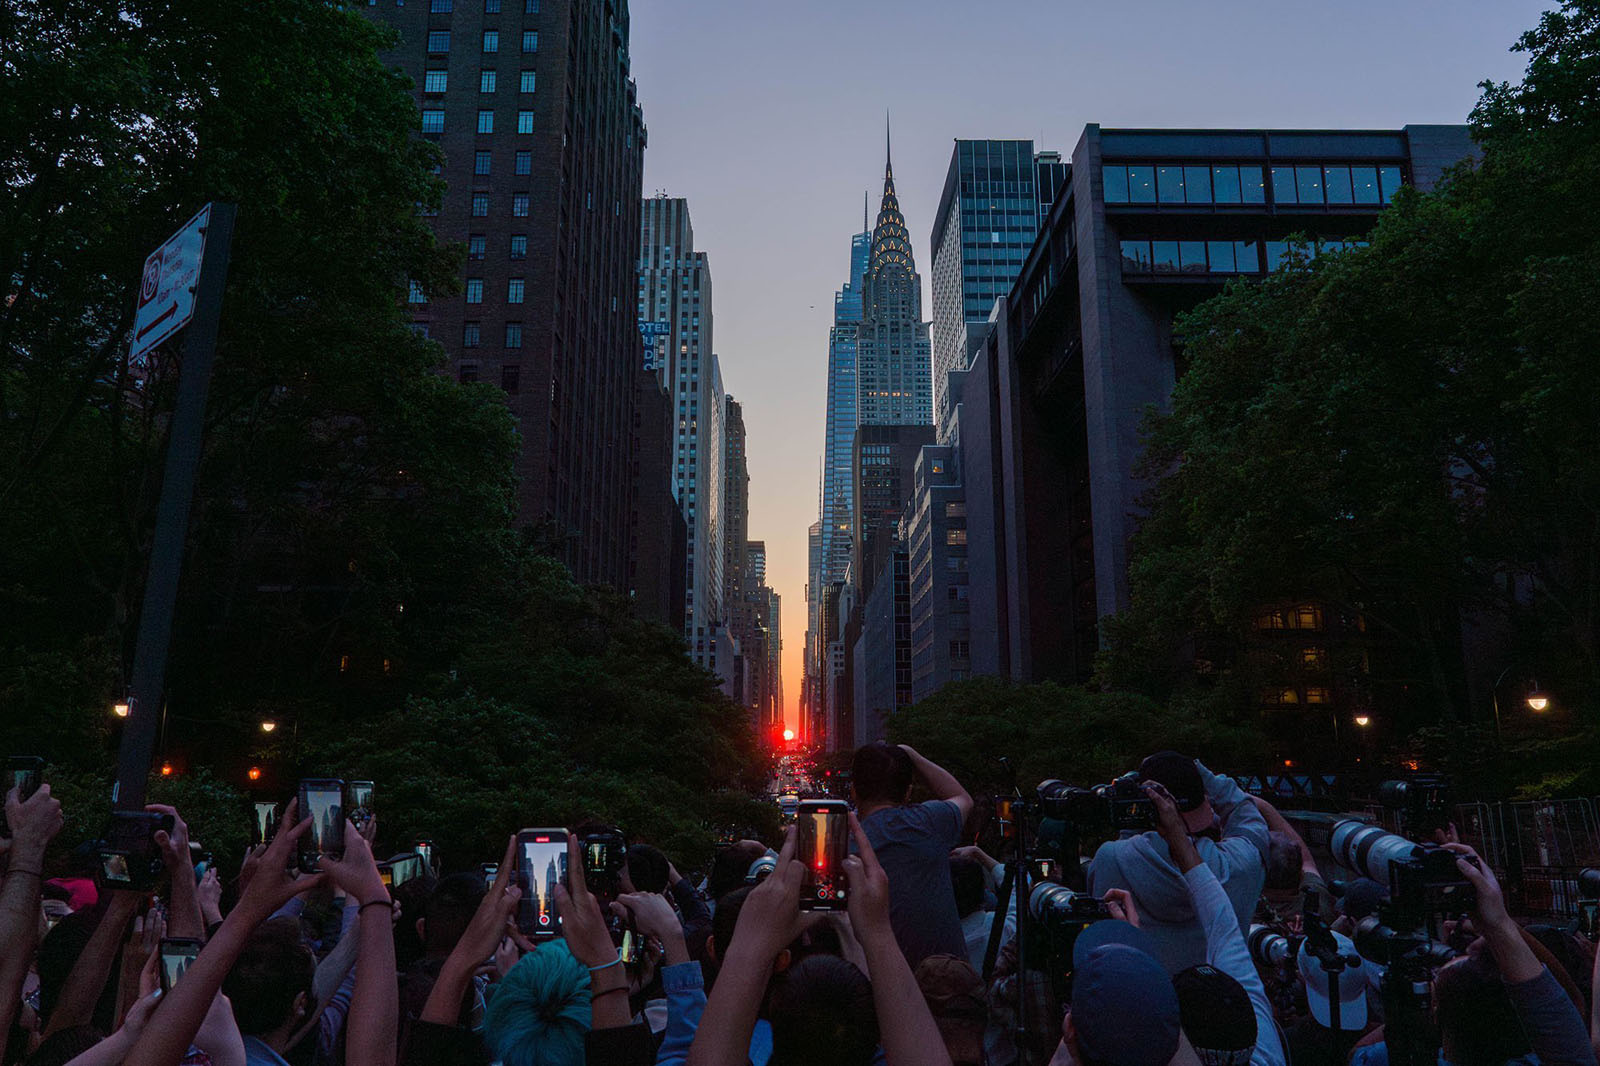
left=1378, top=775, right=1452, bottom=835
left=1026, top=881, right=1114, bottom=1000
left=1034, top=772, right=1156, bottom=835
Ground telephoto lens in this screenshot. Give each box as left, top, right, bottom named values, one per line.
left=1248, top=925, right=1294, bottom=967
left=1028, top=881, right=1111, bottom=925
left=1330, top=820, right=1423, bottom=885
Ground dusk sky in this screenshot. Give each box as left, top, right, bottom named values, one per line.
left=627, top=0, right=1547, bottom=729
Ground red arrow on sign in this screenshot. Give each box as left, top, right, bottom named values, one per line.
left=135, top=303, right=178, bottom=342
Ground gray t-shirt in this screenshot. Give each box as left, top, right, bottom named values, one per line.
left=859, top=799, right=967, bottom=966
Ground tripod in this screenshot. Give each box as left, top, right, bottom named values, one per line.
left=982, top=790, right=1037, bottom=1065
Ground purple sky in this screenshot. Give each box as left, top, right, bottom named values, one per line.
left=626, top=0, right=1549, bottom=727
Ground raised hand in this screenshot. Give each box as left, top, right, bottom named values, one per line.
left=4, top=784, right=63, bottom=870
left=317, top=821, right=388, bottom=906
left=236, top=799, right=324, bottom=919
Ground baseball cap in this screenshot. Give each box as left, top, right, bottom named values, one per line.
left=914, top=955, right=986, bottom=1066
left=1298, top=930, right=1368, bottom=1030
left=1173, top=965, right=1257, bottom=1066
left=1139, top=752, right=1210, bottom=833
left=1070, top=922, right=1181, bottom=1066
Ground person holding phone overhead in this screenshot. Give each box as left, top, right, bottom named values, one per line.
left=850, top=742, right=973, bottom=967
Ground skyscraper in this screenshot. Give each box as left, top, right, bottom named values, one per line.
left=856, top=132, right=934, bottom=429
left=724, top=395, right=754, bottom=713
left=820, top=230, right=871, bottom=593
left=637, top=197, right=725, bottom=669
left=368, top=0, right=647, bottom=590
left=929, top=140, right=1067, bottom=430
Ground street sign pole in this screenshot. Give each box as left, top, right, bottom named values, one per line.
left=114, top=202, right=237, bottom=810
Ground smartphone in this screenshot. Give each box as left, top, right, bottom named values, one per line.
left=348, top=781, right=375, bottom=827
left=515, top=828, right=569, bottom=938
left=413, top=839, right=435, bottom=873
left=619, top=925, right=646, bottom=965
left=6, top=757, right=43, bottom=800
left=378, top=861, right=394, bottom=888
left=296, top=779, right=346, bottom=873
left=100, top=811, right=175, bottom=891
left=1578, top=901, right=1599, bottom=942
left=581, top=827, right=627, bottom=900
left=797, top=800, right=850, bottom=911
left=159, top=938, right=203, bottom=992
left=253, top=802, right=278, bottom=847
left=479, top=863, right=499, bottom=889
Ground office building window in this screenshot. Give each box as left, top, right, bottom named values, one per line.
left=507, top=277, right=525, bottom=303
left=517, top=110, right=534, bottom=134
left=1379, top=165, right=1404, bottom=202
left=458, top=363, right=479, bottom=384
left=1351, top=166, right=1382, bottom=204
left=476, top=109, right=494, bottom=134
left=430, top=0, right=451, bottom=11
left=520, top=70, right=536, bottom=93
left=509, top=234, right=527, bottom=259
left=1206, top=240, right=1236, bottom=273
left=482, top=30, right=498, bottom=53
left=514, top=150, right=531, bottom=174
left=468, top=234, right=486, bottom=259
left=423, top=70, right=447, bottom=93
left=1271, top=166, right=1297, bottom=204
left=512, top=193, right=529, bottom=216
left=1296, top=166, right=1324, bottom=204
left=465, top=278, right=484, bottom=303
left=420, top=109, right=444, bottom=133
left=474, top=149, right=491, bottom=175
left=426, top=30, right=450, bottom=52
left=521, top=30, right=538, bottom=51
left=504, top=324, right=522, bottom=350
left=484, top=0, right=500, bottom=10
left=407, top=280, right=427, bottom=304
left=480, top=70, right=496, bottom=92
left=1324, top=165, right=1354, bottom=204
left=471, top=193, right=489, bottom=216
left=501, top=363, right=520, bottom=391
left=462, top=322, right=481, bottom=347
left=1157, top=164, right=1185, bottom=203
left=525, top=0, right=538, bottom=10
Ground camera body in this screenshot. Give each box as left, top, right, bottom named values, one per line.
left=581, top=827, right=627, bottom=899
left=1378, top=775, right=1451, bottom=835
left=99, top=810, right=175, bottom=890
left=1034, top=772, right=1155, bottom=835
left=1387, top=844, right=1476, bottom=926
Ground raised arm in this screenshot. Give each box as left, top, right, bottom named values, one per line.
left=146, top=804, right=203, bottom=940
left=0, top=784, right=63, bottom=1054
left=318, top=821, right=398, bottom=1066
left=847, top=812, right=954, bottom=1066
left=1247, top=795, right=1319, bottom=878
left=1196, top=761, right=1268, bottom=864
left=897, top=745, right=972, bottom=823
left=46, top=889, right=142, bottom=1036
left=124, top=800, right=324, bottom=1066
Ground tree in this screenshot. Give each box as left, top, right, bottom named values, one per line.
left=1100, top=0, right=1600, bottom=795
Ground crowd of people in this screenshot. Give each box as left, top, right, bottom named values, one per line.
left=2, top=741, right=1599, bottom=1066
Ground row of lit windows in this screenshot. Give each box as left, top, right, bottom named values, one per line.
left=1103, top=162, right=1404, bottom=207
left=471, top=192, right=530, bottom=216
left=423, top=70, right=536, bottom=95
left=425, top=29, right=538, bottom=54
left=463, top=277, right=525, bottom=304
left=1119, top=237, right=1368, bottom=276
left=467, top=234, right=526, bottom=259
left=1261, top=686, right=1332, bottom=707
left=421, top=109, right=539, bottom=135
left=414, top=0, right=540, bottom=11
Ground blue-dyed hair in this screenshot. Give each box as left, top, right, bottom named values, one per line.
left=483, top=941, right=593, bottom=1066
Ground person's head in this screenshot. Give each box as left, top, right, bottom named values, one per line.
left=625, top=843, right=670, bottom=894
left=709, top=885, right=753, bottom=965
left=850, top=742, right=914, bottom=808
left=483, top=941, right=592, bottom=1066
left=1433, top=953, right=1532, bottom=1066
left=1064, top=922, right=1180, bottom=1066
left=1264, top=832, right=1303, bottom=892
left=950, top=856, right=986, bottom=919
left=767, top=955, right=879, bottom=1066
left=1338, top=878, right=1385, bottom=922
left=418, top=872, right=486, bottom=959
left=390, top=871, right=439, bottom=970
left=223, top=917, right=316, bottom=1045
left=709, top=840, right=767, bottom=902
left=1138, top=751, right=1212, bottom=834
left=1173, top=965, right=1256, bottom=1066
left=915, top=955, right=987, bottom=1066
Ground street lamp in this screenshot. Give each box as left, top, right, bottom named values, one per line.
left=259, top=719, right=277, bottom=734
left=1354, top=714, right=1371, bottom=728
left=1526, top=688, right=1551, bottom=713
left=112, top=701, right=130, bottom=719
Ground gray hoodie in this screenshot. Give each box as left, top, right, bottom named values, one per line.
left=1086, top=762, right=1269, bottom=975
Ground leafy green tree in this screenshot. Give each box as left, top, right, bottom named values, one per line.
left=1100, top=0, right=1600, bottom=795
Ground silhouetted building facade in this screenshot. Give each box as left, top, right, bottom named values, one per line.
left=371, top=0, right=646, bottom=590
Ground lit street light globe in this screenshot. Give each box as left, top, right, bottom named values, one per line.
left=260, top=719, right=277, bottom=733
left=1354, top=714, right=1371, bottom=727
left=1526, top=692, right=1550, bottom=712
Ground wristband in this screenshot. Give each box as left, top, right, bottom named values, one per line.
left=358, top=899, right=392, bottom=916
left=4, top=868, right=42, bottom=880
left=587, top=953, right=623, bottom=973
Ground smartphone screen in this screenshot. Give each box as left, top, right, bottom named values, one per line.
left=414, top=840, right=435, bottom=871
left=253, top=802, right=278, bottom=846
left=6, top=757, right=42, bottom=800
left=516, top=830, right=568, bottom=937
left=297, top=779, right=345, bottom=871
left=480, top=863, right=499, bottom=889
left=797, top=800, right=850, bottom=911
left=1579, top=901, right=1599, bottom=941
left=159, top=938, right=202, bottom=992
left=348, top=781, right=374, bottom=824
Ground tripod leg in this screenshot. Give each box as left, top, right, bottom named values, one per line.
left=982, top=866, right=1014, bottom=982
